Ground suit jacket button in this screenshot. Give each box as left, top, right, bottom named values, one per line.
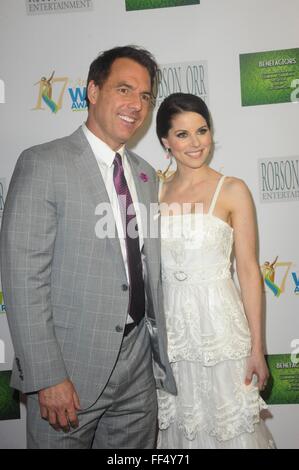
left=115, top=325, right=123, bottom=333
left=121, top=284, right=128, bottom=291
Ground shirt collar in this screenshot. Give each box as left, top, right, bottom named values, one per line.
left=82, top=123, right=125, bottom=168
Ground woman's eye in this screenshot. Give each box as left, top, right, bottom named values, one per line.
left=177, top=132, right=187, bottom=138
left=199, top=128, right=208, bottom=134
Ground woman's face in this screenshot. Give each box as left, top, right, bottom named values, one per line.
left=162, top=111, right=212, bottom=170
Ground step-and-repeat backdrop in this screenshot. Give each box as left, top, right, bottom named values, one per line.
left=0, top=0, right=298, bottom=449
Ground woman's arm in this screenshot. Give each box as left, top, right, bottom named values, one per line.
left=227, top=178, right=269, bottom=390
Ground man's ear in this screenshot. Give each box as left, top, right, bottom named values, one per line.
left=87, top=80, right=99, bottom=105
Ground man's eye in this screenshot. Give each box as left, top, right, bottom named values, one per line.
left=141, top=94, right=151, bottom=102
left=119, top=87, right=129, bottom=94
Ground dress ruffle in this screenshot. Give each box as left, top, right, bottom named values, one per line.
left=158, top=358, right=268, bottom=443
left=158, top=210, right=275, bottom=448
left=163, top=277, right=252, bottom=366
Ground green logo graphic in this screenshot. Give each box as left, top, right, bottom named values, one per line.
left=0, top=371, right=20, bottom=421
left=261, top=354, right=299, bottom=405
left=126, top=0, right=199, bottom=11
left=240, top=48, right=299, bottom=106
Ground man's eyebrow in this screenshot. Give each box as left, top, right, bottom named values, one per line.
left=115, top=81, right=133, bottom=88
left=116, top=82, right=152, bottom=95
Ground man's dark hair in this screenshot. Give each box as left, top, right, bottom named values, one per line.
left=86, top=45, right=158, bottom=107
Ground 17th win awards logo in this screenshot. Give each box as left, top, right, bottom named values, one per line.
left=33, top=71, right=68, bottom=113
left=33, top=71, right=87, bottom=113
left=292, top=272, right=299, bottom=294
left=261, top=257, right=293, bottom=297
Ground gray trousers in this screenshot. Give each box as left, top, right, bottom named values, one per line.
left=26, top=320, right=158, bottom=448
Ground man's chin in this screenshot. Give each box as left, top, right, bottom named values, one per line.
left=119, top=129, right=139, bottom=143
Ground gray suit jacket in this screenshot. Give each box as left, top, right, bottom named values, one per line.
left=0, top=127, right=176, bottom=408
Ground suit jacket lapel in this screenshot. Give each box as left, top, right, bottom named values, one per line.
left=125, top=149, right=160, bottom=284
left=69, top=129, right=160, bottom=284
left=70, top=128, right=126, bottom=275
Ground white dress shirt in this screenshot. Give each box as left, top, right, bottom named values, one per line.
left=82, top=124, right=144, bottom=298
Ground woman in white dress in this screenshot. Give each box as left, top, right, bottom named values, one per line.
left=156, top=93, right=275, bottom=449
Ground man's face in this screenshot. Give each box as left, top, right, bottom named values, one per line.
left=86, top=58, right=152, bottom=150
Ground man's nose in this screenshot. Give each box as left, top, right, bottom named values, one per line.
left=128, top=93, right=142, bottom=110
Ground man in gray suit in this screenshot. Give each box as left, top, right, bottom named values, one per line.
left=0, top=45, right=176, bottom=448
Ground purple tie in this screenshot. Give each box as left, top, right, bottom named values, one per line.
left=113, top=153, right=145, bottom=324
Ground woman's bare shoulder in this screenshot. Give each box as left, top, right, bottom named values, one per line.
left=223, top=176, right=250, bottom=193
left=222, top=176, right=254, bottom=213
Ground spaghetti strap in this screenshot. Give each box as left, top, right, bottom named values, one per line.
left=208, top=176, right=226, bottom=215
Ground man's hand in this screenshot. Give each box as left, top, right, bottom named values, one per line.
left=38, top=379, right=81, bottom=432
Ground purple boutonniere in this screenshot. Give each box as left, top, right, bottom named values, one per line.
left=139, top=172, right=149, bottom=182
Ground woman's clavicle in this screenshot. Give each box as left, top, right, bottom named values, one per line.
left=159, top=174, right=227, bottom=218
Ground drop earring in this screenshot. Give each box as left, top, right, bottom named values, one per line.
left=157, top=148, right=174, bottom=181
left=165, top=147, right=171, bottom=159
left=164, top=148, right=173, bottom=175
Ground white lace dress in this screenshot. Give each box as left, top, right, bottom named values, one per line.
left=157, top=176, right=275, bottom=449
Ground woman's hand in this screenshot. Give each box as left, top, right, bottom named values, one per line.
left=245, top=350, right=269, bottom=391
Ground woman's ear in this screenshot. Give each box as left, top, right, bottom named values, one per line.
left=161, top=137, right=169, bottom=151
